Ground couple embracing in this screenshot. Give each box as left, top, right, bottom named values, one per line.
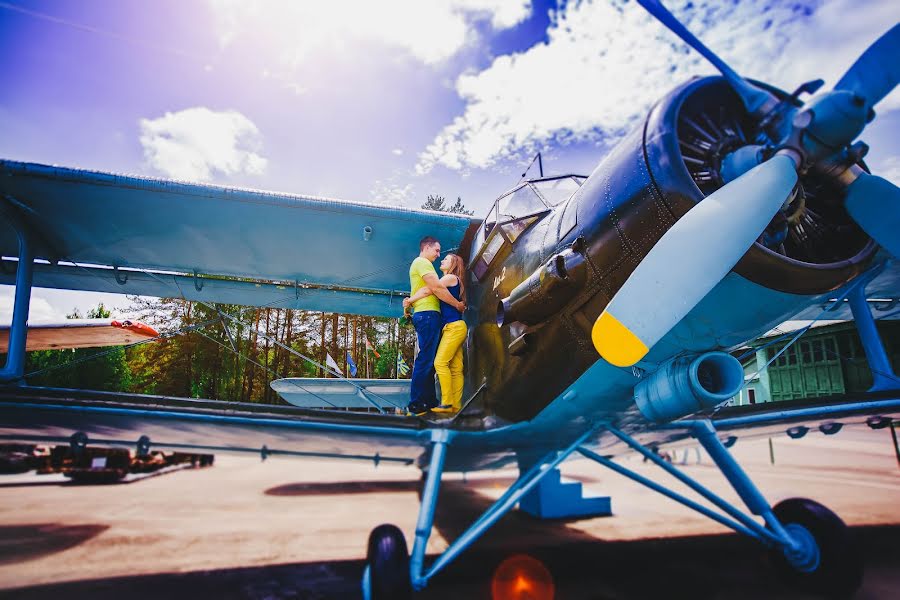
left=403, top=236, right=467, bottom=415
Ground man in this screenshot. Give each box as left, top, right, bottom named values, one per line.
left=403, top=236, right=465, bottom=414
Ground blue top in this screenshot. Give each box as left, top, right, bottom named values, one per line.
left=440, top=280, right=463, bottom=324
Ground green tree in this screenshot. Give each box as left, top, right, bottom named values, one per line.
left=24, top=302, right=131, bottom=391
left=421, top=194, right=473, bottom=215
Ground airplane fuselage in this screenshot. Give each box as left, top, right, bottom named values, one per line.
left=458, top=76, right=876, bottom=428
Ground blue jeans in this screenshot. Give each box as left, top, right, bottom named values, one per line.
left=409, top=310, right=441, bottom=411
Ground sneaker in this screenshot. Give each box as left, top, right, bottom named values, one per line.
left=405, top=404, right=429, bottom=416
left=431, top=404, right=456, bottom=414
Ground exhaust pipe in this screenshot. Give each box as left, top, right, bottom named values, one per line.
left=497, top=249, right=587, bottom=326
left=634, top=352, right=744, bottom=422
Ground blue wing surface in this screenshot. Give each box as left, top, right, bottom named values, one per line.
left=0, top=160, right=477, bottom=316
left=3, top=385, right=898, bottom=474
left=0, top=386, right=429, bottom=465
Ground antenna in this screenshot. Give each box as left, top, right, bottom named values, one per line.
left=519, top=152, right=544, bottom=182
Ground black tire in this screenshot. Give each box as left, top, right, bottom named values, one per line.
left=366, top=524, right=411, bottom=600
left=769, top=498, right=863, bottom=598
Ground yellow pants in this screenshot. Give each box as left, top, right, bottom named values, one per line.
left=434, top=320, right=467, bottom=409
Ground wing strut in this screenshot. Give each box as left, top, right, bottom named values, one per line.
left=0, top=201, right=35, bottom=383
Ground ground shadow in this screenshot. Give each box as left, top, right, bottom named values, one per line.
left=263, top=474, right=519, bottom=497
left=0, top=524, right=109, bottom=566
left=428, top=478, right=606, bottom=550
left=265, top=480, right=421, bottom=496
left=2, top=524, right=897, bottom=599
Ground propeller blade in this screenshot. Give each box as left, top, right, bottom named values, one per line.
left=835, top=24, right=900, bottom=108
left=844, top=172, right=900, bottom=258
left=592, top=155, right=799, bottom=367
left=636, top=0, right=774, bottom=115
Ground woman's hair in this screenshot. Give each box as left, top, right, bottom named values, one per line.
left=445, top=253, right=467, bottom=303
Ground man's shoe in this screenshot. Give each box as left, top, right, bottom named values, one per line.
left=431, top=404, right=456, bottom=414
left=405, top=404, right=429, bottom=417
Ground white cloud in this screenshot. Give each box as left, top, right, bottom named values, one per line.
left=0, top=290, right=64, bottom=324
left=877, top=156, right=900, bottom=185
left=392, top=148, right=404, bottom=156
left=370, top=180, right=415, bottom=206
left=139, top=107, right=267, bottom=181
left=416, top=0, right=899, bottom=173
left=209, top=0, right=531, bottom=66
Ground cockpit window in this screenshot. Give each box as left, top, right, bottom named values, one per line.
left=470, top=175, right=587, bottom=280
left=500, top=215, right=540, bottom=243
left=497, top=185, right=547, bottom=221
left=532, top=177, right=581, bottom=207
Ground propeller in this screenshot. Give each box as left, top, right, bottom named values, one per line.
left=636, top=0, right=775, bottom=116
left=835, top=24, right=900, bottom=110
left=592, top=155, right=798, bottom=367
left=591, top=3, right=900, bottom=367
left=844, top=172, right=900, bottom=258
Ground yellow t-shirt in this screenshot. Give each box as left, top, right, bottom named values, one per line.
left=409, top=256, right=440, bottom=313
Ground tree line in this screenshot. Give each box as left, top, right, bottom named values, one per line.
left=23, top=300, right=417, bottom=404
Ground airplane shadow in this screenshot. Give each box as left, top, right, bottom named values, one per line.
left=2, top=524, right=899, bottom=599
left=428, top=478, right=604, bottom=548
left=265, top=480, right=420, bottom=496
left=0, top=523, right=109, bottom=566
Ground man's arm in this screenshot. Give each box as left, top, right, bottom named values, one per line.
left=402, top=286, right=433, bottom=309
left=423, top=272, right=465, bottom=311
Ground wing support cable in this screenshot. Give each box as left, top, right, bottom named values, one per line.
left=55, top=257, right=407, bottom=414
left=208, top=305, right=397, bottom=413
left=713, top=260, right=898, bottom=416
left=576, top=421, right=817, bottom=567
left=192, top=328, right=340, bottom=410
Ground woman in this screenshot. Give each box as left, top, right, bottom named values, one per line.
left=403, top=253, right=467, bottom=413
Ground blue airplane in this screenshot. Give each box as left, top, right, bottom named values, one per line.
left=1, top=2, right=899, bottom=598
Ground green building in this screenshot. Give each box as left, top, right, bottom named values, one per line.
left=731, top=320, right=900, bottom=406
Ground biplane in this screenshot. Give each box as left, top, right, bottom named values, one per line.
left=1, top=1, right=899, bottom=597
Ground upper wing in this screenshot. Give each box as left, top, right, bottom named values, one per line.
left=0, top=160, right=478, bottom=316
left=0, top=319, right=159, bottom=352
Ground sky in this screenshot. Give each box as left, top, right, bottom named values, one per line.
left=1, top=0, right=899, bottom=322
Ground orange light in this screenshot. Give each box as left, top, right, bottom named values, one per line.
left=491, top=554, right=555, bottom=600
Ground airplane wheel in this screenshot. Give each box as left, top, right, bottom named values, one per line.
left=366, top=524, right=411, bottom=600
left=769, top=498, right=862, bottom=597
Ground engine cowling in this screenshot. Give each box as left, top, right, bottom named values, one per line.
left=644, top=76, right=878, bottom=295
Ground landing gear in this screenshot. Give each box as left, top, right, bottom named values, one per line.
left=769, top=498, right=863, bottom=597
left=577, top=421, right=865, bottom=598
left=364, top=524, right=411, bottom=600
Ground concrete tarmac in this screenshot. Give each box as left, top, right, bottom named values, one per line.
left=0, top=424, right=898, bottom=599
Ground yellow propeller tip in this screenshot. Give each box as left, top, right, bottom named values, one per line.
left=592, top=311, right=649, bottom=367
